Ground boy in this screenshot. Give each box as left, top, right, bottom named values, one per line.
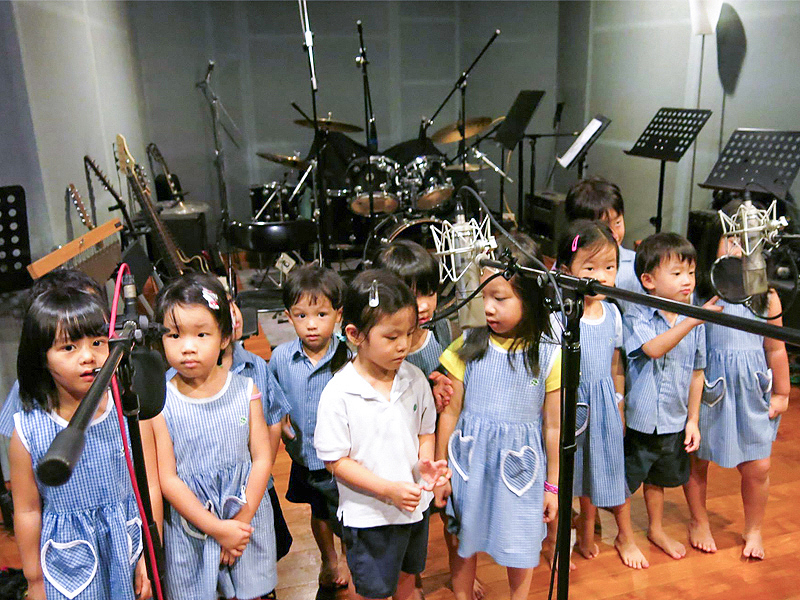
left=623, top=232, right=720, bottom=559
left=268, top=265, right=351, bottom=589
left=565, top=177, right=640, bottom=308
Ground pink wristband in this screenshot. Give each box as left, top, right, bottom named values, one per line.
left=544, top=481, right=558, bottom=494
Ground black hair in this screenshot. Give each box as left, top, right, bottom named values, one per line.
left=282, top=265, right=346, bottom=312
left=17, top=289, right=110, bottom=413
left=343, top=269, right=417, bottom=338
left=693, top=200, right=769, bottom=314
left=634, top=232, right=697, bottom=282
left=155, top=272, right=233, bottom=345
left=556, top=219, right=619, bottom=271
left=565, top=176, right=625, bottom=221
left=458, top=232, right=553, bottom=376
left=282, top=265, right=350, bottom=372
left=25, top=268, right=105, bottom=312
left=375, top=239, right=440, bottom=296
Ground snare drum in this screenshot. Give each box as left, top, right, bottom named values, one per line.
left=363, top=214, right=442, bottom=265
left=402, top=156, right=453, bottom=211
left=345, top=156, right=400, bottom=216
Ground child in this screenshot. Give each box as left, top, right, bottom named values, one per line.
left=314, top=270, right=449, bottom=600
left=556, top=220, right=648, bottom=569
left=437, top=233, right=561, bottom=600
left=623, top=232, right=720, bottom=559
left=268, top=265, right=350, bottom=589
left=9, top=289, right=151, bottom=600
left=685, top=206, right=790, bottom=559
left=151, top=274, right=278, bottom=600
left=565, top=176, right=641, bottom=305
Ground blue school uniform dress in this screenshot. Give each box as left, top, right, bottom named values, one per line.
left=441, top=333, right=561, bottom=569
left=698, top=300, right=777, bottom=468
left=406, top=319, right=452, bottom=377
left=162, top=372, right=276, bottom=600
left=573, top=302, right=627, bottom=508
left=14, top=396, right=141, bottom=600
left=615, top=246, right=640, bottom=313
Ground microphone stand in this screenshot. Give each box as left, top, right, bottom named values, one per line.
left=519, top=132, right=578, bottom=224
left=298, top=0, right=331, bottom=266
left=356, top=20, right=377, bottom=221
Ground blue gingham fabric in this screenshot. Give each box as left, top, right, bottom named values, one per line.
left=614, top=246, right=641, bottom=313
left=230, top=342, right=290, bottom=426
left=407, top=319, right=452, bottom=377
left=0, top=381, right=21, bottom=438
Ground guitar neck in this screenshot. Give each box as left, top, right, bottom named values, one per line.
left=129, top=174, right=185, bottom=278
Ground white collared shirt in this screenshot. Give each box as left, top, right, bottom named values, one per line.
left=314, top=360, right=436, bottom=527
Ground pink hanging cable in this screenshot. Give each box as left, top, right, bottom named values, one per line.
left=108, top=264, right=165, bottom=600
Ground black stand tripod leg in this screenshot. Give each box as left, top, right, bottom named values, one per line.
left=651, top=159, right=666, bottom=232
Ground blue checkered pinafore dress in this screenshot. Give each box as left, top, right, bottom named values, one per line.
left=697, top=300, right=777, bottom=468
left=407, top=319, right=452, bottom=377
left=14, top=396, right=141, bottom=600
left=572, top=302, right=627, bottom=508
left=446, top=334, right=559, bottom=569
left=162, top=372, right=277, bottom=600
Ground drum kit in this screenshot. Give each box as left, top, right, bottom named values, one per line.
left=250, top=112, right=503, bottom=261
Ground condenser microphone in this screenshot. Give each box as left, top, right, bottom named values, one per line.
left=740, top=200, right=769, bottom=297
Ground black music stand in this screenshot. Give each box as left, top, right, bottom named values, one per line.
left=557, top=115, right=611, bottom=177
left=0, top=185, right=32, bottom=293
left=699, top=128, right=800, bottom=200
left=625, top=107, right=712, bottom=232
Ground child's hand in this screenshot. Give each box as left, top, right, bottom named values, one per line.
left=220, top=548, right=238, bottom=567
left=433, top=480, right=452, bottom=508
left=429, top=371, right=454, bottom=412
left=689, top=296, right=723, bottom=326
left=769, top=393, right=789, bottom=419
left=684, top=421, right=701, bottom=453
left=280, top=414, right=296, bottom=442
left=134, top=556, right=152, bottom=600
left=417, top=458, right=451, bottom=491
left=213, top=519, right=254, bottom=554
left=386, top=481, right=422, bottom=512
left=25, top=579, right=46, bottom=600
left=542, top=488, right=558, bottom=523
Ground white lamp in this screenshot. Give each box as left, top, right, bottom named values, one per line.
left=689, top=0, right=723, bottom=36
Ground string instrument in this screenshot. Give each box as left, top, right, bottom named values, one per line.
left=115, top=134, right=209, bottom=278
left=146, top=142, right=186, bottom=203
left=68, top=183, right=95, bottom=231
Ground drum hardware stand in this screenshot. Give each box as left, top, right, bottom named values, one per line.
left=298, top=0, right=331, bottom=266
left=356, top=20, right=379, bottom=223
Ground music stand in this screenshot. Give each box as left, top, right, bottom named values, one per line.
left=625, top=107, right=712, bottom=232
left=0, top=185, right=32, bottom=293
left=557, top=114, right=612, bottom=176
left=699, top=128, right=800, bottom=200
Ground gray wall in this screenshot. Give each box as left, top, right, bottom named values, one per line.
left=129, top=1, right=561, bottom=223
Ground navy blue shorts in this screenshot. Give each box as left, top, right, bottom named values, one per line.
left=342, top=510, right=430, bottom=599
left=625, top=429, right=690, bottom=492
left=286, top=461, right=338, bottom=521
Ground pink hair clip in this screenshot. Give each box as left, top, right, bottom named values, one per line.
left=571, top=235, right=580, bottom=252
left=201, top=287, right=220, bottom=310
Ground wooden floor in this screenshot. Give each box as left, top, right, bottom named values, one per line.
left=2, top=390, right=799, bottom=599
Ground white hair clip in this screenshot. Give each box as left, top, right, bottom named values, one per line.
left=368, top=279, right=380, bottom=307
left=202, top=287, right=220, bottom=310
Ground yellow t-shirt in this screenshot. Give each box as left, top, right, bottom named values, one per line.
left=440, top=334, right=561, bottom=392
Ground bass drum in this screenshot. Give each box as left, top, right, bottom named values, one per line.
left=362, top=214, right=442, bottom=266
left=324, top=189, right=369, bottom=253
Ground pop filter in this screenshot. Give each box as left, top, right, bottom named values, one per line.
left=710, top=255, right=747, bottom=303
left=711, top=249, right=799, bottom=311
left=131, top=346, right=167, bottom=420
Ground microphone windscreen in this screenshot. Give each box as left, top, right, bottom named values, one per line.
left=711, top=256, right=747, bottom=303
left=131, top=347, right=167, bottom=420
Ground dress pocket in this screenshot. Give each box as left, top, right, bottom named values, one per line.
left=448, top=430, right=475, bottom=481
left=41, top=538, right=98, bottom=599
left=181, top=500, right=215, bottom=540
left=755, top=369, right=773, bottom=403
left=126, top=517, right=143, bottom=565
left=221, top=485, right=248, bottom=520
left=702, top=376, right=725, bottom=407
left=500, top=445, right=540, bottom=497
left=575, top=401, right=590, bottom=436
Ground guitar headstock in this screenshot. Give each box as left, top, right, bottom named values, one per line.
left=67, top=184, right=94, bottom=230
left=115, top=134, right=136, bottom=178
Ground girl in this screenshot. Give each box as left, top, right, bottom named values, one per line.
left=314, top=270, right=449, bottom=600
left=686, top=203, right=790, bottom=559
left=556, top=220, right=648, bottom=569
left=9, top=289, right=152, bottom=600
left=436, top=233, right=561, bottom=600
left=151, top=275, right=278, bottom=600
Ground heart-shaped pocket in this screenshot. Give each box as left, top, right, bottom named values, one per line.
left=41, top=539, right=98, bottom=599
left=755, top=369, right=773, bottom=399
left=448, top=430, right=475, bottom=481
left=702, top=376, right=725, bottom=407
left=500, top=445, right=540, bottom=497
left=126, top=517, right=143, bottom=565
left=221, top=485, right=248, bottom=520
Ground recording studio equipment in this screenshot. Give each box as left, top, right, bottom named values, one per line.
left=0, top=185, right=32, bottom=293
left=495, top=90, right=545, bottom=151
left=557, top=114, right=612, bottom=178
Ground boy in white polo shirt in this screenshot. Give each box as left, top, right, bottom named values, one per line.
left=315, top=270, right=450, bottom=600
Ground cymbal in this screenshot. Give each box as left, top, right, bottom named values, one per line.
left=444, top=162, right=486, bottom=172
left=293, top=117, right=363, bottom=133
left=430, top=116, right=494, bottom=144
left=256, top=152, right=310, bottom=170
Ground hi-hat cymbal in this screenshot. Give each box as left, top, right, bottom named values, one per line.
left=256, top=152, right=310, bottom=170
left=445, top=162, right=486, bottom=172
left=293, top=117, right=363, bottom=133
left=431, top=116, right=494, bottom=144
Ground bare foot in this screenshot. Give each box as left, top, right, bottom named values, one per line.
left=575, top=538, right=600, bottom=560
left=319, top=558, right=349, bottom=589
left=688, top=521, right=717, bottom=553
left=647, top=530, right=686, bottom=560
left=742, top=531, right=765, bottom=560
left=472, top=578, right=486, bottom=600
left=614, top=535, right=649, bottom=569
left=542, top=540, right=576, bottom=571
